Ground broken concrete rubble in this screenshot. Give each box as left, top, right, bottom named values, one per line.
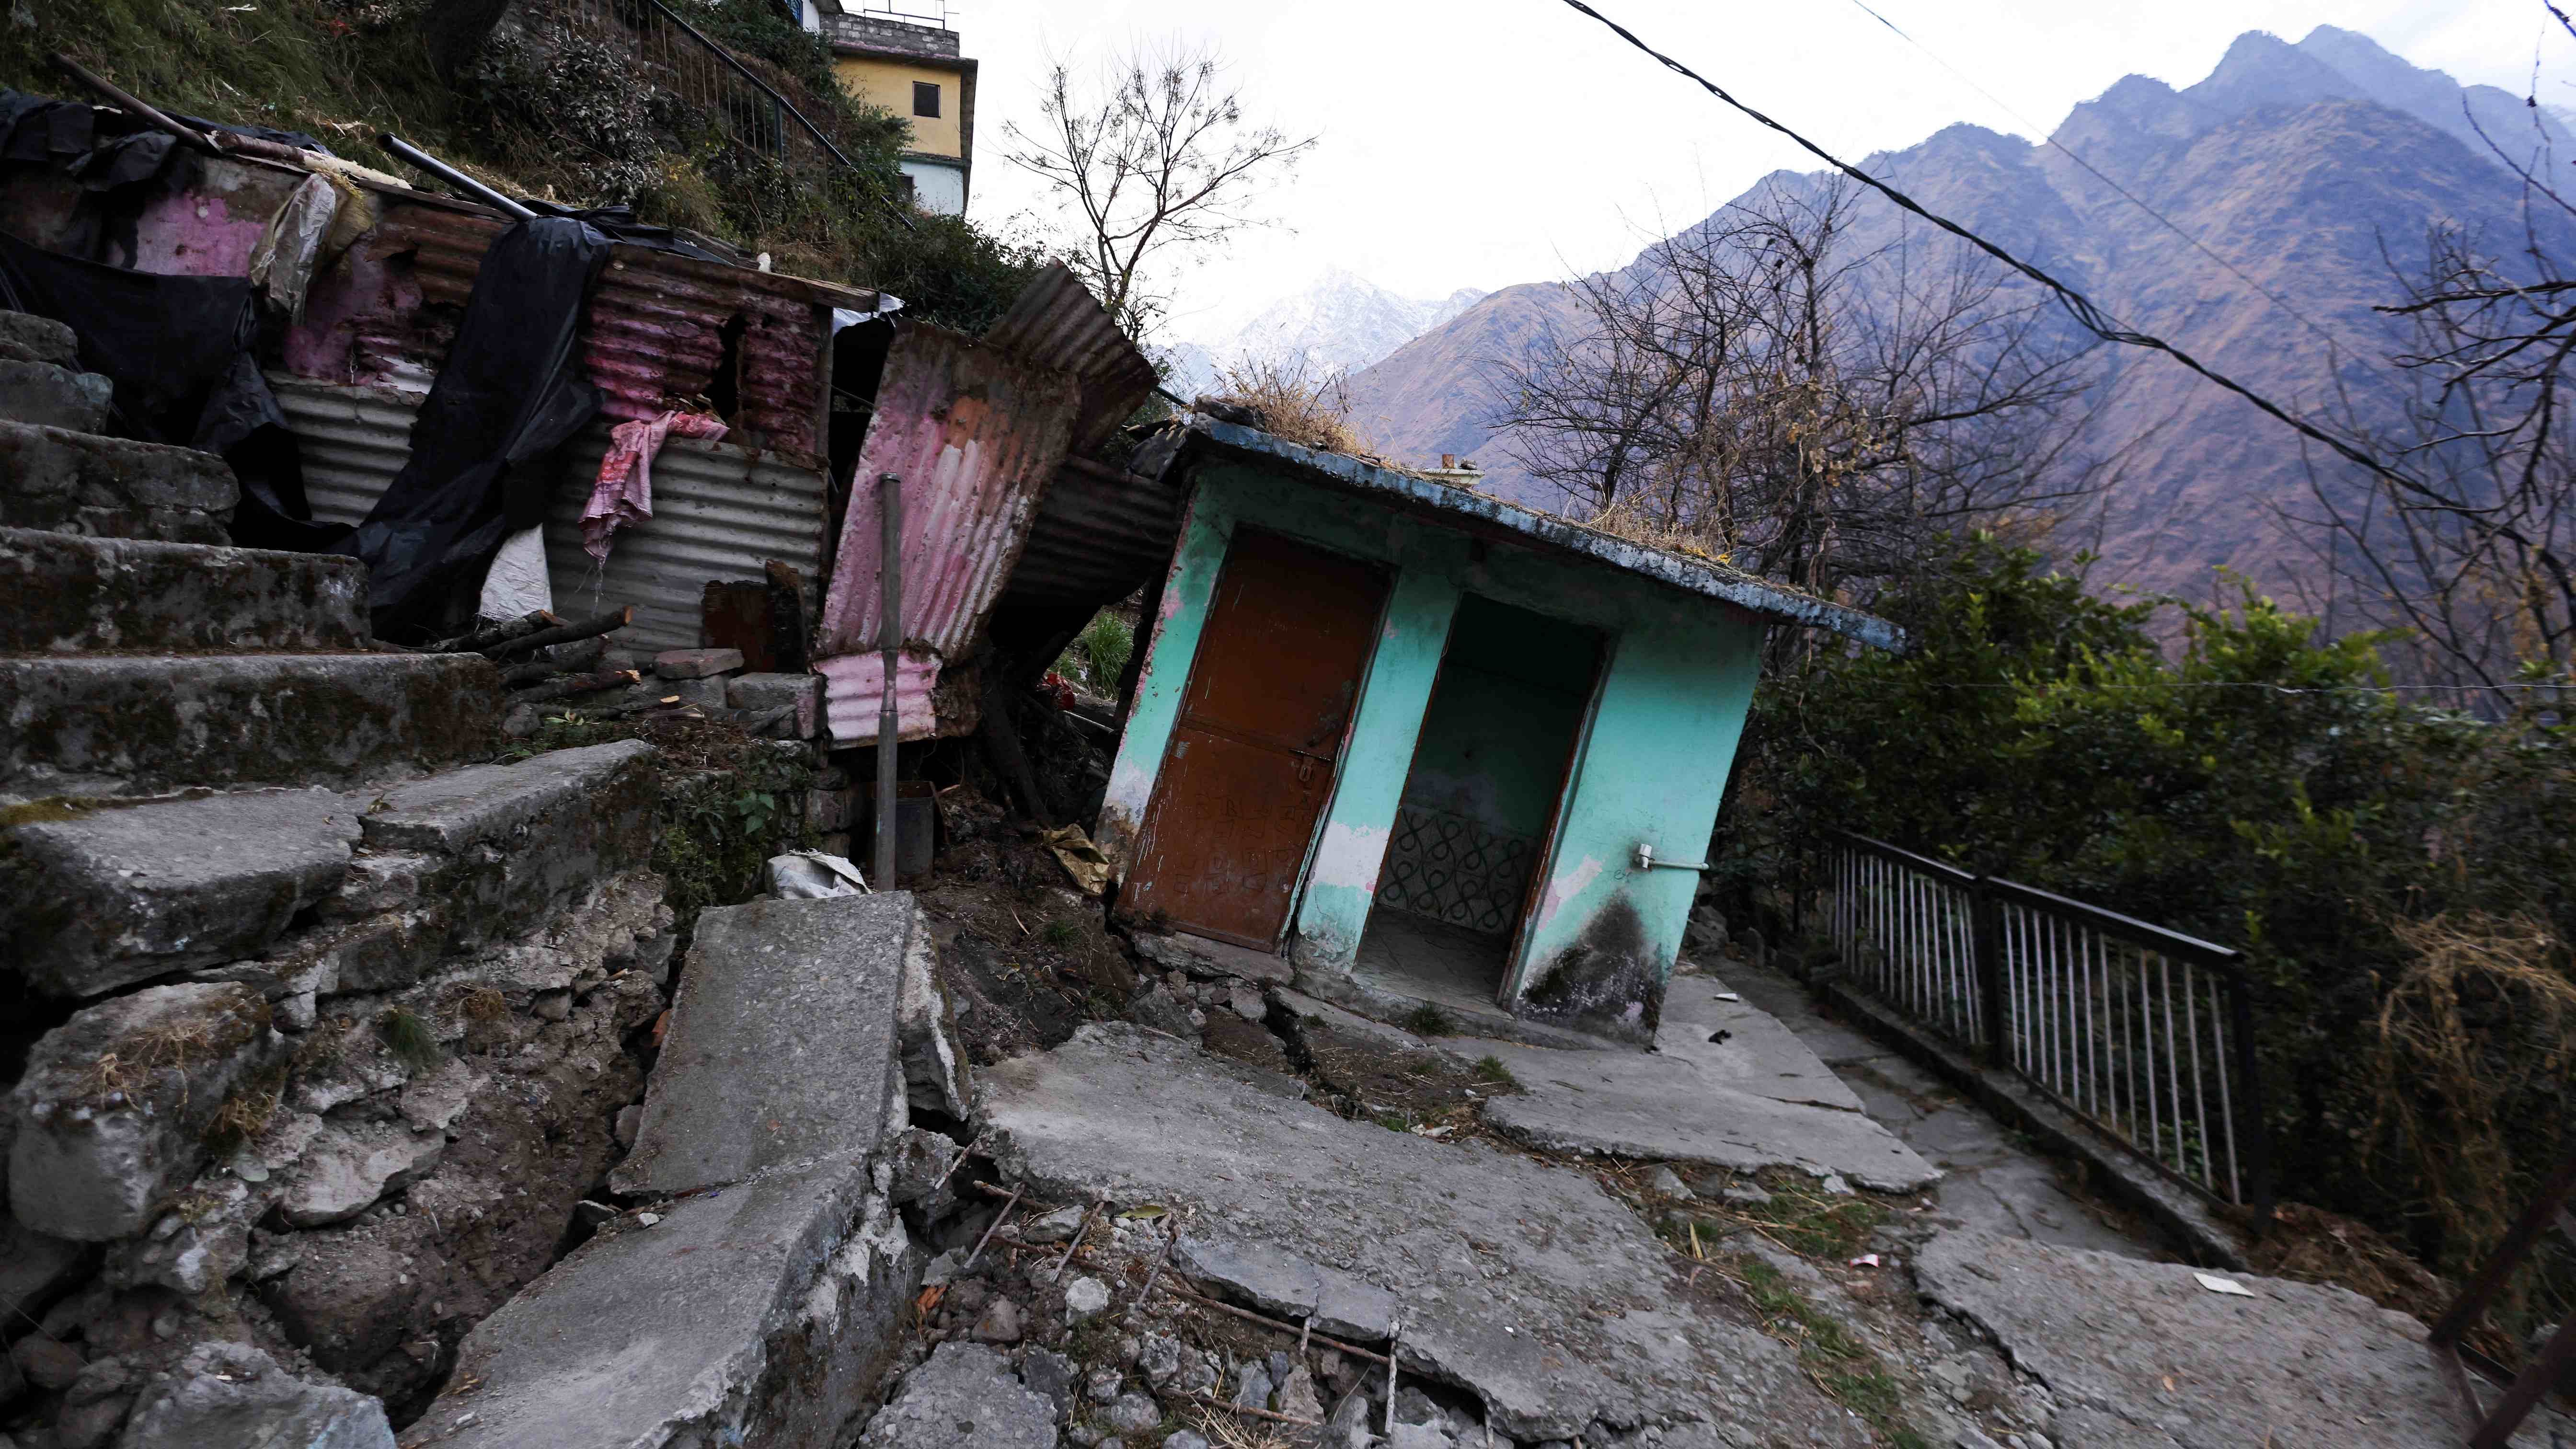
left=612, top=892, right=916, bottom=1195
left=10, top=980, right=290, bottom=1240
left=425, top=1158, right=919, bottom=1449
left=116, top=1340, right=394, bottom=1449
left=983, top=1023, right=1870, bottom=1443
left=857, top=1342, right=1058, bottom=1449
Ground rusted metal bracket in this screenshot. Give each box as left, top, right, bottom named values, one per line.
left=2426, top=1149, right=2576, bottom=1447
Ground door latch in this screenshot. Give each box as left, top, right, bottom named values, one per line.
left=1633, top=842, right=1711, bottom=872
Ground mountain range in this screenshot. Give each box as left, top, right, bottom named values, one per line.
left=1341, top=26, right=2573, bottom=608
left=1162, top=269, right=1488, bottom=400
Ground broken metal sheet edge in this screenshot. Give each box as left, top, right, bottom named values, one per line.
left=1177, top=416, right=1906, bottom=653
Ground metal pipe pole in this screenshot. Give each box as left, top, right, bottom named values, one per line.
left=874, top=472, right=902, bottom=892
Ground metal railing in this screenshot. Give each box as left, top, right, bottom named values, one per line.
left=1828, top=832, right=2271, bottom=1212
left=1829, top=836, right=1984, bottom=1048
left=548, top=0, right=894, bottom=196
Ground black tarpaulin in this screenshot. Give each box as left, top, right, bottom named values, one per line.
left=0, top=229, right=315, bottom=544
left=337, top=215, right=610, bottom=641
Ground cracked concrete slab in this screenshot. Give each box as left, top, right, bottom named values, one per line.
left=1460, top=977, right=1938, bottom=1193
left=426, top=1160, right=919, bottom=1449
left=1719, top=961, right=2164, bottom=1256
left=983, top=1023, right=1874, bottom=1445
left=613, top=892, right=912, bottom=1195
left=1916, top=1230, right=2571, bottom=1448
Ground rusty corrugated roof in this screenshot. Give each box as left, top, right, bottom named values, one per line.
left=980, top=263, right=1159, bottom=454
left=813, top=322, right=1082, bottom=739
left=269, top=375, right=831, bottom=656
left=306, top=200, right=856, bottom=458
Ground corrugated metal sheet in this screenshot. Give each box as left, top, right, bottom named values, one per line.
left=543, top=431, right=831, bottom=656
left=999, top=457, right=1184, bottom=610
left=268, top=376, right=831, bottom=656
left=814, top=323, right=1081, bottom=739
left=290, top=200, right=871, bottom=458
left=980, top=263, right=1159, bottom=454
left=271, top=378, right=425, bottom=527
left=816, top=652, right=941, bottom=744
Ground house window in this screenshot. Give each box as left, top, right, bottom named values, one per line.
left=912, top=82, right=941, bottom=119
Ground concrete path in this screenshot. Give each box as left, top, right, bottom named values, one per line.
left=1458, top=976, right=1942, bottom=1193
left=1717, top=959, right=2159, bottom=1258
left=1918, top=1230, right=2575, bottom=1448
left=984, top=1022, right=1875, bottom=1446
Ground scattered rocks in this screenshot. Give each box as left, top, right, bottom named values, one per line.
left=12, top=1335, right=83, bottom=1391
left=9, top=980, right=290, bottom=1240
left=1125, top=986, right=1198, bottom=1040
left=1231, top=1360, right=1273, bottom=1411
left=1020, top=1347, right=1077, bottom=1416
left=115, top=1340, right=393, bottom=1449
left=1277, top=1364, right=1325, bottom=1421
left=1022, top=1205, right=1087, bottom=1245
left=277, top=1122, right=446, bottom=1227
left=1103, top=1391, right=1161, bottom=1434
left=861, top=1342, right=1060, bottom=1449
left=1722, top=1182, right=1775, bottom=1207
left=1644, top=1165, right=1692, bottom=1198
left=973, top=1295, right=1026, bottom=1344
left=1065, top=1275, right=1112, bottom=1322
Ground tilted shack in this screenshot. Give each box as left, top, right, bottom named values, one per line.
left=1098, top=417, right=1901, bottom=1044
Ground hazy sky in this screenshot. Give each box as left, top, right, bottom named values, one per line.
left=945, top=0, right=2571, bottom=342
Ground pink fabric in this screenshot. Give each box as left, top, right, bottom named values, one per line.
left=580, top=410, right=729, bottom=560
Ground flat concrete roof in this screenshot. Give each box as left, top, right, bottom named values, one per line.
left=1177, top=416, right=1905, bottom=652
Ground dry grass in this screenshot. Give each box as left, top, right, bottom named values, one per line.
left=2374, top=912, right=2576, bottom=1267
left=2369, top=910, right=2576, bottom=1346
left=1206, top=357, right=1368, bottom=457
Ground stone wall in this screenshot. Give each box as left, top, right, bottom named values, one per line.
left=3, top=748, right=678, bottom=1445
left=825, top=12, right=960, bottom=58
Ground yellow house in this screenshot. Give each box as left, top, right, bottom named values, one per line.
left=808, top=2, right=976, bottom=215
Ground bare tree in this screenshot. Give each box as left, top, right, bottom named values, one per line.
left=2296, top=125, right=2576, bottom=691
left=1004, top=42, right=1315, bottom=337
left=1489, top=180, right=2106, bottom=610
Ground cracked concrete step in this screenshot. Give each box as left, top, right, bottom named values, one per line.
left=423, top=1160, right=919, bottom=1449
left=0, top=527, right=368, bottom=653
left=1, top=741, right=657, bottom=1000
left=0, top=651, right=501, bottom=798
left=0, top=359, right=113, bottom=432
left=0, top=418, right=238, bottom=544
left=0, top=312, right=78, bottom=368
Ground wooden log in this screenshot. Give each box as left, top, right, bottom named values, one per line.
left=426, top=610, right=560, bottom=655
left=509, top=669, right=642, bottom=706
left=483, top=606, right=633, bottom=660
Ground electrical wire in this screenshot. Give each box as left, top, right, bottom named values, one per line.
left=1550, top=0, right=2438, bottom=500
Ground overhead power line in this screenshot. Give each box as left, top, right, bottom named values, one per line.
left=1550, top=0, right=2432, bottom=499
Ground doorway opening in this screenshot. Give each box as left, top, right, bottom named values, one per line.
left=1122, top=529, right=1391, bottom=950
left=1359, top=594, right=1603, bottom=1013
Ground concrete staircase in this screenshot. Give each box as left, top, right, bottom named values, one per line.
left=0, top=311, right=499, bottom=802
left=0, top=308, right=687, bottom=1440
left=0, top=307, right=657, bottom=1000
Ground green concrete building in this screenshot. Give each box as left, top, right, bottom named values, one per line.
left=1098, top=417, right=1899, bottom=1045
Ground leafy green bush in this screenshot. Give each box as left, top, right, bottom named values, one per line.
left=1726, top=534, right=2576, bottom=1284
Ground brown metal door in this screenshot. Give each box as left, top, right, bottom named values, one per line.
left=1125, top=529, right=1389, bottom=948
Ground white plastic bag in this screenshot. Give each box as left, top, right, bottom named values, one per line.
left=765, top=850, right=869, bottom=899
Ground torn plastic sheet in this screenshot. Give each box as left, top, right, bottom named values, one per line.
left=766, top=851, right=870, bottom=898
left=247, top=172, right=341, bottom=323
